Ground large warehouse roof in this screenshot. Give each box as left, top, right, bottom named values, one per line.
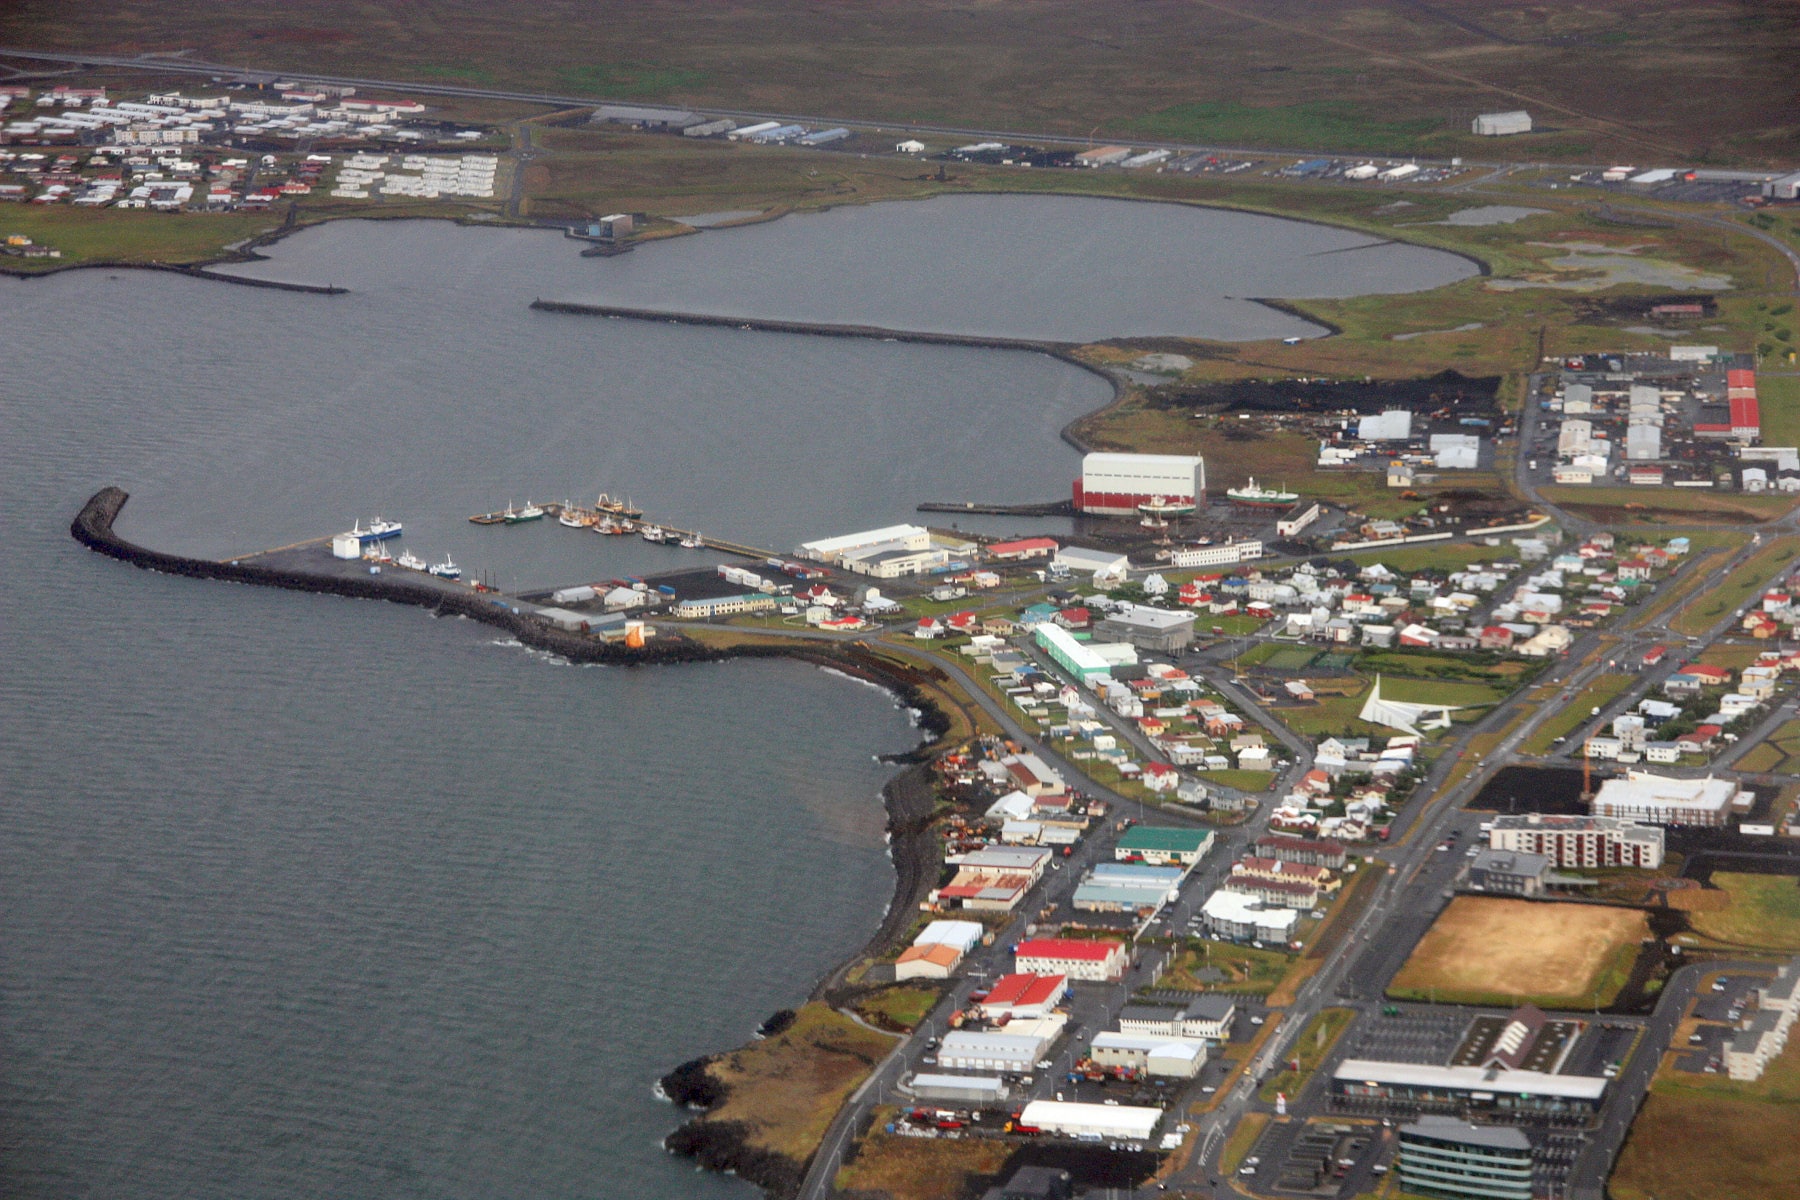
left=1019, top=1099, right=1162, bottom=1140
left=1335, top=1059, right=1608, bottom=1100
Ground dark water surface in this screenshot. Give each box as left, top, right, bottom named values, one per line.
left=0, top=199, right=1474, bottom=1197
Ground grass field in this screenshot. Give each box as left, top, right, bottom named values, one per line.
left=1611, top=1032, right=1800, bottom=1200
left=1342, top=540, right=1522, bottom=575
left=1671, top=540, right=1800, bottom=637
left=1258, top=1007, right=1356, bottom=1103
left=1388, top=897, right=1648, bottom=1008
left=1165, top=939, right=1294, bottom=996
left=1220, top=1111, right=1271, bottom=1175
left=1540, top=486, right=1797, bottom=525
left=852, top=985, right=942, bottom=1032
left=1736, top=718, right=1800, bottom=775
left=18, top=1, right=1800, bottom=164
left=1685, top=872, right=1800, bottom=951
left=1277, top=671, right=1506, bottom=740
left=1520, top=673, right=1636, bottom=756
left=699, top=1001, right=898, bottom=1163
left=834, top=1114, right=1013, bottom=1200
left=1627, top=547, right=1735, bottom=630
left=0, top=206, right=283, bottom=269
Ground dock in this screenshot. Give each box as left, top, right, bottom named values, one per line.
left=470, top=499, right=784, bottom=562
left=918, top=499, right=1073, bottom=517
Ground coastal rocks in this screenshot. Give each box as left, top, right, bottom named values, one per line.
left=663, top=1119, right=805, bottom=1199
left=658, top=1056, right=726, bottom=1110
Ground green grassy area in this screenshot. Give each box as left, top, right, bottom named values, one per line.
left=852, top=985, right=942, bottom=1032
left=0, top=206, right=281, bottom=269
left=1754, top=374, right=1800, bottom=446
left=1258, top=1007, right=1356, bottom=1103
left=1521, top=673, right=1637, bottom=755
left=1735, top=718, right=1800, bottom=775
left=1204, top=613, right=1272, bottom=638
left=1126, top=100, right=1442, bottom=155
left=1541, top=485, right=1796, bottom=525
left=1686, top=872, right=1800, bottom=951
left=1612, top=1034, right=1800, bottom=1200
left=1671, top=540, right=1800, bottom=637
left=1342, top=540, right=1523, bottom=574
left=1164, top=939, right=1293, bottom=996
left=1204, top=769, right=1279, bottom=793
left=1220, top=1111, right=1270, bottom=1175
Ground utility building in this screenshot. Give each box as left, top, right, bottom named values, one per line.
left=1472, top=111, right=1532, bottom=136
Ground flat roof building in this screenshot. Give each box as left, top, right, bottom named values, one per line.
left=1398, top=1116, right=1533, bottom=1200
left=1035, top=622, right=1116, bottom=684
left=1094, top=605, right=1197, bottom=653
left=1016, top=1099, right=1161, bottom=1141
left=1590, top=771, right=1747, bottom=827
left=1115, top=826, right=1213, bottom=866
left=938, top=1030, right=1049, bottom=1073
left=798, top=524, right=930, bottom=564
left=1333, top=1059, right=1606, bottom=1117
left=1117, top=994, right=1236, bottom=1041
left=1488, top=813, right=1664, bottom=869
left=909, top=1073, right=1008, bottom=1105
left=1464, top=848, right=1550, bottom=897
left=1090, top=1032, right=1207, bottom=1078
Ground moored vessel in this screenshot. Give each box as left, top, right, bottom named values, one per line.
left=1225, top=478, right=1299, bottom=509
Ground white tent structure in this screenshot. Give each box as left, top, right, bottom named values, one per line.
left=1358, top=675, right=1463, bottom=737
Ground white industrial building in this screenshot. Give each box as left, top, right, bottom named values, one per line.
left=798, top=524, right=930, bottom=564
left=1472, top=111, right=1532, bottom=136
left=1073, top=452, right=1205, bottom=516
left=1626, top=424, right=1662, bottom=461
left=1430, top=433, right=1481, bottom=470
left=937, top=1030, right=1053, bottom=1073
left=1017, top=1100, right=1162, bottom=1141
left=1357, top=410, right=1413, bottom=441
left=1589, top=771, right=1749, bottom=827
left=907, top=1073, right=1008, bottom=1104
left=1089, top=1032, right=1208, bottom=1078
left=1169, top=540, right=1263, bottom=568
left=1053, top=546, right=1131, bottom=587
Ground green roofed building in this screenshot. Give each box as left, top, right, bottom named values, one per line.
left=1113, top=826, right=1213, bottom=866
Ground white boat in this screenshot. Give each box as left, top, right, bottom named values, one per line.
left=679, top=532, right=703, bottom=549
left=396, top=550, right=427, bottom=571
left=641, top=525, right=667, bottom=543
left=361, top=517, right=403, bottom=542
left=558, top=511, right=590, bottom=529
left=428, top=556, right=462, bottom=579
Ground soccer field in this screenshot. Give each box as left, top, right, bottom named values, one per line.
left=1388, top=897, right=1648, bottom=1008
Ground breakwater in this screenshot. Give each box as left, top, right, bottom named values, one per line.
left=527, top=298, right=1123, bottom=401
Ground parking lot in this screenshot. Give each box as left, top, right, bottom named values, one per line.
left=1238, top=1119, right=1385, bottom=1198
left=1342, top=1007, right=1467, bottom=1065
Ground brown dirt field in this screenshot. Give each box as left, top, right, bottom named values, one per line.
left=834, top=1123, right=1013, bottom=1200
left=1388, top=897, right=1648, bottom=1006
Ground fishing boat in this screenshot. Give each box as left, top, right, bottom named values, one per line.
left=361, top=543, right=393, bottom=564
left=503, top=503, right=545, bottom=525
left=396, top=550, right=427, bottom=571
left=1225, top=478, right=1300, bottom=509
left=679, top=532, right=703, bottom=549
left=1137, top=495, right=1196, bottom=526
left=558, top=510, right=594, bottom=529
left=428, top=556, right=462, bottom=579
left=640, top=525, right=667, bottom=544
left=596, top=493, right=645, bottom=519
left=593, top=517, right=622, bottom=535
left=363, top=517, right=403, bottom=541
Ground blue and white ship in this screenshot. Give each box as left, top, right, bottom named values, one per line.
left=353, top=517, right=404, bottom=543
left=428, top=556, right=462, bottom=579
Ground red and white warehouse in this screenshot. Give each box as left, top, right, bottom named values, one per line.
left=1073, top=452, right=1206, bottom=516
left=1014, top=937, right=1128, bottom=982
